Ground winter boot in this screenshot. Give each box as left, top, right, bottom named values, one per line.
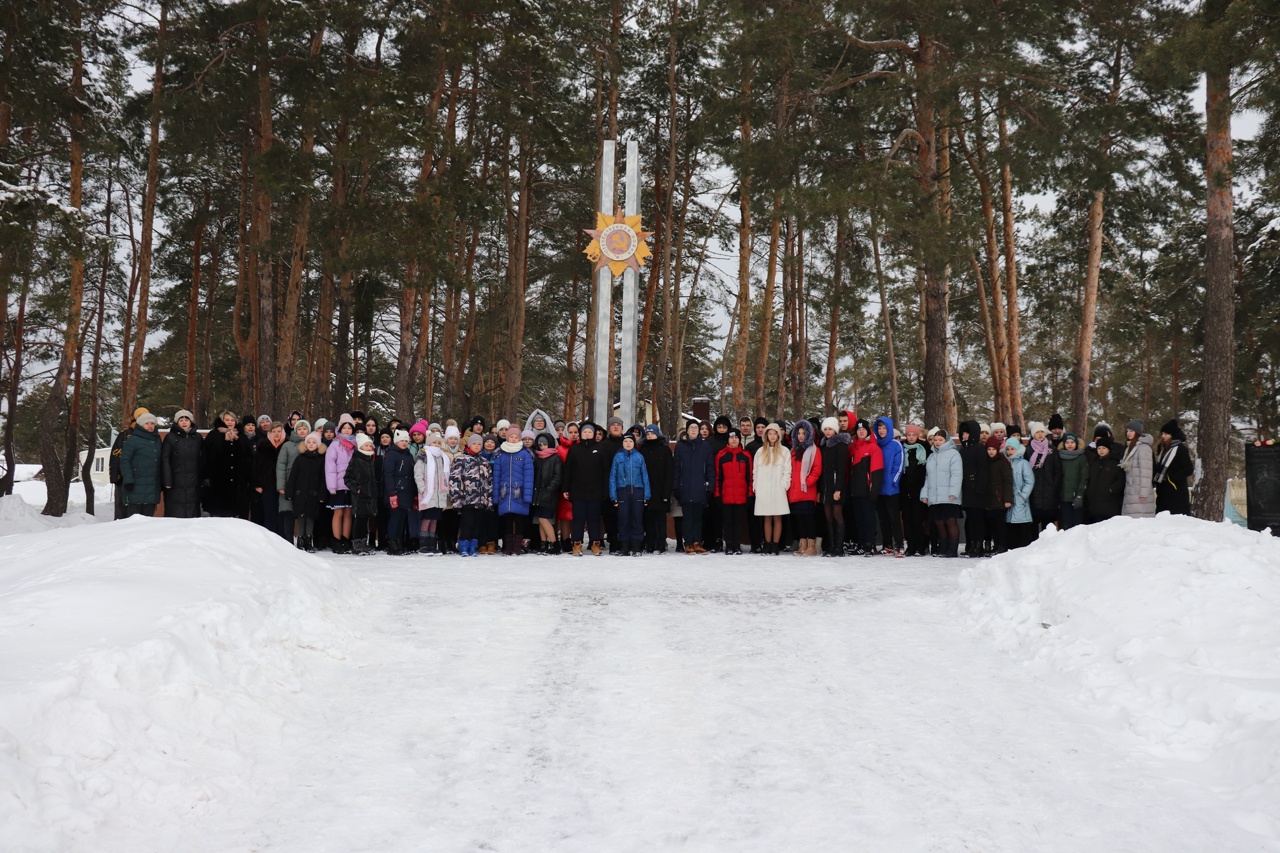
left=591, top=541, right=603, bottom=556
left=351, top=536, right=370, bottom=555
left=572, top=541, right=583, bottom=556
left=304, top=536, right=317, bottom=554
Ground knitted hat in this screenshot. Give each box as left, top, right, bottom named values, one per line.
left=495, top=419, right=511, bottom=433
left=428, top=422, right=442, bottom=433
left=393, top=429, right=410, bottom=444
left=1094, top=422, right=1113, bottom=439
left=337, top=413, right=356, bottom=429
left=355, top=433, right=374, bottom=454
left=607, top=416, right=624, bottom=428
left=979, top=423, right=991, bottom=435
left=986, top=436, right=1003, bottom=450
left=854, top=418, right=872, bottom=436
left=467, top=433, right=483, bottom=447
left=426, top=433, right=443, bottom=447
left=258, top=413, right=272, bottom=425
left=304, top=431, right=323, bottom=449
left=991, top=422, right=1007, bottom=434
left=821, top=416, right=839, bottom=432
left=1027, top=421, right=1047, bottom=437
left=444, top=425, right=461, bottom=440
left=521, top=429, right=536, bottom=441
left=1125, top=418, right=1145, bottom=436
left=506, top=424, right=523, bottom=438
left=1004, top=436, right=1024, bottom=456
left=727, top=428, right=742, bottom=441
left=645, top=424, right=661, bottom=437
left=927, top=426, right=946, bottom=439
left=1096, top=435, right=1114, bottom=452
left=1048, top=412, right=1065, bottom=431
left=135, top=413, right=157, bottom=427
left=313, top=417, right=329, bottom=432
left=132, top=407, right=150, bottom=421
left=293, top=419, right=311, bottom=433
left=174, top=409, right=194, bottom=423
left=622, top=433, right=636, bottom=446
left=903, top=423, right=923, bottom=438
left=1063, top=432, right=1080, bottom=446
left=580, top=422, right=597, bottom=438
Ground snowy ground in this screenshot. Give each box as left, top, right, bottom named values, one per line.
left=2, top=512, right=1278, bottom=852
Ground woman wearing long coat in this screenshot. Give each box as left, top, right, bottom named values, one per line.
left=1005, top=438, right=1036, bottom=548
left=1154, top=419, right=1194, bottom=515
left=276, top=419, right=310, bottom=541
left=121, top=413, right=163, bottom=517
left=753, top=423, right=792, bottom=554
left=162, top=409, right=203, bottom=518
left=203, top=411, right=252, bottom=518
left=1119, top=419, right=1157, bottom=518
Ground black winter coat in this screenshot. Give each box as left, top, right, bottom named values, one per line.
left=253, top=439, right=283, bottom=495
left=203, top=427, right=252, bottom=517
left=1085, top=453, right=1126, bottom=521
left=985, top=453, right=1015, bottom=512
left=640, top=438, right=674, bottom=512
left=818, top=434, right=851, bottom=504
left=162, top=425, right=204, bottom=518
left=673, top=436, right=716, bottom=506
left=959, top=446, right=990, bottom=509
left=533, top=452, right=563, bottom=509
left=287, top=448, right=329, bottom=519
left=563, top=441, right=612, bottom=502
left=1029, top=452, right=1060, bottom=516
left=900, top=440, right=929, bottom=499
left=1154, top=441, right=1193, bottom=515
left=344, top=451, right=379, bottom=518
left=382, top=445, right=417, bottom=507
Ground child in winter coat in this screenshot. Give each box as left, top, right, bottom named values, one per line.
left=493, top=424, right=535, bottom=555
left=286, top=431, right=329, bottom=552
left=563, top=422, right=611, bottom=555
left=532, top=433, right=563, bottom=554
left=609, top=433, right=651, bottom=556
left=984, top=436, right=1014, bottom=554
left=714, top=430, right=753, bottom=554
left=1004, top=437, right=1036, bottom=549
left=1119, top=419, right=1156, bottom=518
left=874, top=416, right=905, bottom=556
left=382, top=430, right=417, bottom=555
left=899, top=424, right=930, bottom=556
left=448, top=433, right=493, bottom=557
left=414, top=433, right=451, bottom=555
left=1056, top=433, right=1089, bottom=529
left=345, top=433, right=379, bottom=554
left=1086, top=436, right=1126, bottom=522
left=818, top=417, right=852, bottom=556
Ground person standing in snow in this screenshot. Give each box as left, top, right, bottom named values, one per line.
left=493, top=424, right=535, bottom=555
left=555, top=422, right=579, bottom=552
left=162, top=409, right=203, bottom=519
left=1119, top=419, right=1156, bottom=518
left=1085, top=436, right=1126, bottom=522
left=326, top=414, right=358, bottom=553
left=714, top=429, right=753, bottom=555
left=110, top=407, right=148, bottom=519
left=531, top=433, right=563, bottom=555
left=848, top=419, right=884, bottom=556
left=382, top=429, right=417, bottom=555
left=899, top=424, right=930, bottom=556
left=786, top=420, right=822, bottom=557
left=414, top=433, right=451, bottom=555
left=983, top=436, right=1014, bottom=554
left=562, top=422, right=611, bottom=555
left=252, top=421, right=288, bottom=539
left=203, top=411, right=252, bottom=519
left=874, top=416, right=904, bottom=556
left=1004, top=437, right=1036, bottom=549
left=120, top=412, right=163, bottom=518
left=287, top=431, right=328, bottom=553
left=345, top=433, right=379, bottom=554
left=609, top=433, right=651, bottom=556
left=921, top=426, right=963, bottom=558
left=1153, top=419, right=1194, bottom=515
left=276, top=419, right=310, bottom=543
left=753, top=423, right=792, bottom=555
left=674, top=420, right=716, bottom=555
left=1026, top=421, right=1059, bottom=532
left=818, top=417, right=851, bottom=556
left=639, top=424, right=674, bottom=553
left=957, top=420, right=989, bottom=559
left=1056, top=433, right=1089, bottom=530
left=448, top=433, right=493, bottom=557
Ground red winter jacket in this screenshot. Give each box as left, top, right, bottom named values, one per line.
left=787, top=443, right=822, bottom=504
left=848, top=436, right=884, bottom=498
left=714, top=446, right=753, bottom=505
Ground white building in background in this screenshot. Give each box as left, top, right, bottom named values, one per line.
left=78, top=448, right=113, bottom=487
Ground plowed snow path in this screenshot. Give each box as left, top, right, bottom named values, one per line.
left=208, top=554, right=1267, bottom=852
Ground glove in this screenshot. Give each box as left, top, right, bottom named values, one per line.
left=1071, top=495, right=1083, bottom=510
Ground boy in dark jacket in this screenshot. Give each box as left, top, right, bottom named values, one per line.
left=674, top=421, right=716, bottom=554
left=984, top=437, right=1015, bottom=554
left=562, top=422, right=612, bottom=555
left=1085, top=437, right=1126, bottom=523
left=286, top=432, right=329, bottom=552
left=382, top=430, right=417, bottom=555
left=639, top=425, right=674, bottom=552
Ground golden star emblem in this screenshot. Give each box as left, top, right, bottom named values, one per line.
left=585, top=208, right=653, bottom=277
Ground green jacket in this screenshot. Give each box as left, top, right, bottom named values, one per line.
left=1058, top=451, right=1089, bottom=502
left=121, top=428, right=163, bottom=505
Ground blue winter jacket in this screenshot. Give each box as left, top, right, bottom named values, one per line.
left=673, top=435, right=715, bottom=506
left=493, top=446, right=535, bottom=515
left=609, top=448, right=651, bottom=502
left=921, top=439, right=963, bottom=506
left=875, top=416, right=904, bottom=497
left=1007, top=453, right=1035, bottom=524
left=382, top=445, right=417, bottom=507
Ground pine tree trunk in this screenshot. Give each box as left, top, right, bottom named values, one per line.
left=755, top=196, right=781, bottom=415
left=1071, top=189, right=1105, bottom=436
left=1194, top=24, right=1234, bottom=521
left=730, top=66, right=753, bottom=415
left=998, top=103, right=1024, bottom=428
left=185, top=190, right=209, bottom=411
left=871, top=210, right=899, bottom=426
left=824, top=215, right=844, bottom=411
left=251, top=2, right=276, bottom=416
left=916, top=36, right=949, bottom=430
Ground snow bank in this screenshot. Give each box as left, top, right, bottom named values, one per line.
left=0, top=517, right=369, bottom=852
left=956, top=514, right=1280, bottom=840
left=0, top=494, right=98, bottom=536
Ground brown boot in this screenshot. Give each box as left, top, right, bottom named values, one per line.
left=692, top=542, right=708, bottom=554
left=572, top=542, right=583, bottom=556
left=591, top=541, right=603, bottom=556
left=684, top=545, right=696, bottom=554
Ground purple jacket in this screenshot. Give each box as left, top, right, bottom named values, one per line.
left=325, top=435, right=355, bottom=493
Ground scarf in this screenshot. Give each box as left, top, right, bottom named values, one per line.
left=1028, top=437, right=1051, bottom=468
left=798, top=445, right=817, bottom=494
left=501, top=440, right=524, bottom=454
left=536, top=447, right=559, bottom=460
left=1059, top=448, right=1083, bottom=461
left=419, top=446, right=450, bottom=508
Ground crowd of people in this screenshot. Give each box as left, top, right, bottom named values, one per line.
left=107, top=405, right=1196, bottom=558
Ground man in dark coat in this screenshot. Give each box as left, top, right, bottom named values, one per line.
left=639, top=424, right=674, bottom=552
left=162, top=409, right=203, bottom=518
left=121, top=413, right=163, bottom=518
left=599, top=417, right=627, bottom=550
left=110, top=407, right=148, bottom=519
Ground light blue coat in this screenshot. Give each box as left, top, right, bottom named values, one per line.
left=921, top=440, right=963, bottom=506
left=1007, top=454, right=1035, bottom=524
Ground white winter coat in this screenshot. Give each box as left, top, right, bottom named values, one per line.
left=753, top=447, right=792, bottom=516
